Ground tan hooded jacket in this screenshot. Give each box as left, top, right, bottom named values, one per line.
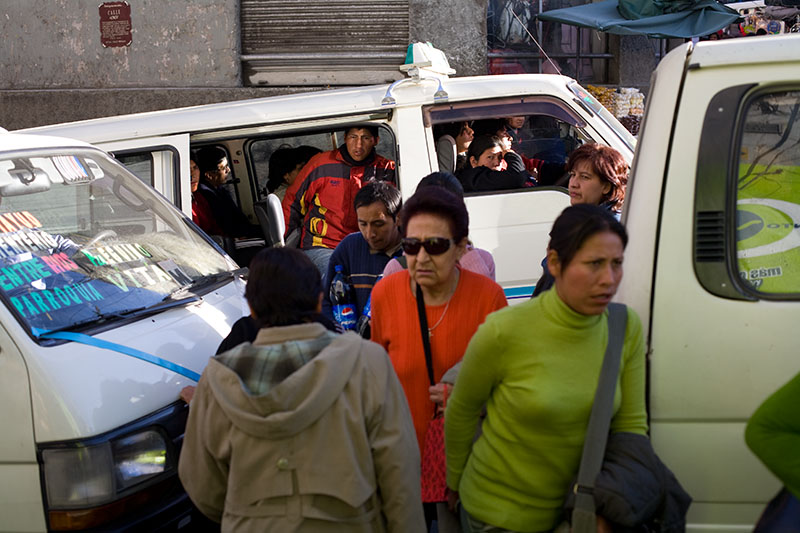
left=179, top=323, right=424, bottom=532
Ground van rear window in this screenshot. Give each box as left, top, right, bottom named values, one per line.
left=0, top=149, right=232, bottom=338
left=735, top=89, right=800, bottom=296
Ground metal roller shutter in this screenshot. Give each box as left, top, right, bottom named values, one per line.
left=241, top=0, right=410, bottom=86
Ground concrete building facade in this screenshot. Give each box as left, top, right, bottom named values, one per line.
left=1, top=0, right=654, bottom=130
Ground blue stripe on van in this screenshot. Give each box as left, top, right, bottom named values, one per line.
left=504, top=286, right=534, bottom=300
left=36, top=330, right=201, bottom=382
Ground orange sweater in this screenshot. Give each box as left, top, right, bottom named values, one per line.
left=371, top=268, right=507, bottom=451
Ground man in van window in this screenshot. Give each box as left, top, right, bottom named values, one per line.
left=195, top=147, right=260, bottom=239
left=282, top=126, right=396, bottom=278
left=503, top=116, right=528, bottom=147
left=322, top=180, right=402, bottom=335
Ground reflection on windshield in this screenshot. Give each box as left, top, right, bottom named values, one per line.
left=0, top=149, right=232, bottom=337
left=568, top=81, right=636, bottom=151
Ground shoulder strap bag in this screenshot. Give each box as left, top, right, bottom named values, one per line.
left=569, top=303, right=692, bottom=532
left=571, top=302, right=628, bottom=532
left=415, top=283, right=448, bottom=504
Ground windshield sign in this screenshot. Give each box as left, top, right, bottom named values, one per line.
left=0, top=149, right=232, bottom=337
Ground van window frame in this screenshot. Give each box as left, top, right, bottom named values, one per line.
left=693, top=82, right=800, bottom=301
left=731, top=84, right=800, bottom=301
left=111, top=145, right=181, bottom=209
left=242, top=121, right=398, bottom=202
left=190, top=112, right=392, bottom=142
left=423, top=95, right=587, bottom=129
left=463, top=184, right=567, bottom=198
left=424, top=96, right=584, bottom=195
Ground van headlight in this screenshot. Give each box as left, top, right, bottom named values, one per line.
left=41, top=428, right=172, bottom=509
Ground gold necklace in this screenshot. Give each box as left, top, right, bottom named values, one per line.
left=427, top=298, right=451, bottom=338
left=417, top=270, right=459, bottom=338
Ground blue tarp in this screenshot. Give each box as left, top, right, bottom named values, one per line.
left=537, top=0, right=741, bottom=38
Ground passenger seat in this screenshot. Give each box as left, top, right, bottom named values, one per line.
left=253, top=193, right=286, bottom=247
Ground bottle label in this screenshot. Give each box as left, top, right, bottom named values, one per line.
left=333, top=304, right=357, bottom=330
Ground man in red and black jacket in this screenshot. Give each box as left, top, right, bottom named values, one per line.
left=282, top=125, right=396, bottom=279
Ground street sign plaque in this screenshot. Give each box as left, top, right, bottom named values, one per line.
left=99, top=1, right=132, bottom=48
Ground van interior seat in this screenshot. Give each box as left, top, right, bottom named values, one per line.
left=436, top=134, right=457, bottom=173
left=254, top=193, right=286, bottom=247
left=209, top=234, right=237, bottom=256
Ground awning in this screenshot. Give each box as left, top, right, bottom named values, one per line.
left=537, top=0, right=741, bottom=38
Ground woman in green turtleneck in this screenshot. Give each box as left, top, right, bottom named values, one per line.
left=745, top=371, right=800, bottom=502
left=445, top=204, right=648, bottom=533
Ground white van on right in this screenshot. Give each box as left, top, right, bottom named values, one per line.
left=618, top=33, right=800, bottom=530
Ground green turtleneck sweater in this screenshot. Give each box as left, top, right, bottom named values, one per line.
left=745, top=370, right=800, bottom=501
left=445, top=288, right=647, bottom=532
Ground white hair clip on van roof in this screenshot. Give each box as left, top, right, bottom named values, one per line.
left=381, top=42, right=453, bottom=106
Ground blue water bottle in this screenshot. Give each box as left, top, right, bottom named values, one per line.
left=356, top=274, right=381, bottom=338
left=330, top=265, right=356, bottom=330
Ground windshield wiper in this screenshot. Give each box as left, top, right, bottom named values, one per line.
left=162, top=267, right=248, bottom=302
left=33, top=304, right=154, bottom=338
left=32, top=268, right=248, bottom=340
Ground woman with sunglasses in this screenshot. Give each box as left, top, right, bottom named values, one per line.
left=445, top=205, right=647, bottom=532
left=371, top=186, right=507, bottom=529
left=382, top=172, right=495, bottom=280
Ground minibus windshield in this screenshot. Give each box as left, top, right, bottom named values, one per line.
left=0, top=148, right=233, bottom=338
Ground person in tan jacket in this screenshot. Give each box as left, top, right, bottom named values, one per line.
left=179, top=247, right=424, bottom=532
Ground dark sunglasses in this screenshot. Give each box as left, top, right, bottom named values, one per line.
left=401, top=237, right=454, bottom=256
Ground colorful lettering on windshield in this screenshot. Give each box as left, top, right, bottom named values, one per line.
left=81, top=243, right=153, bottom=267
left=0, top=211, right=42, bottom=233
left=103, top=265, right=173, bottom=291
left=10, top=284, right=104, bottom=318
left=0, top=228, right=59, bottom=258
left=0, top=223, right=183, bottom=327
left=41, top=253, right=78, bottom=274
left=0, top=257, right=53, bottom=290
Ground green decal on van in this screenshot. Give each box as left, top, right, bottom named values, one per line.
left=736, top=165, right=800, bottom=293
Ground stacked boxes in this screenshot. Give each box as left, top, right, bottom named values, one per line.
left=587, top=85, right=646, bottom=136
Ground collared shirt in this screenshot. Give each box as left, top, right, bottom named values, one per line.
left=215, top=323, right=337, bottom=396
left=370, top=239, right=402, bottom=257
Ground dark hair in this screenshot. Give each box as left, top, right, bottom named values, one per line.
left=353, top=180, right=402, bottom=220
left=344, top=125, right=379, bottom=139
left=416, top=172, right=464, bottom=198
left=433, top=121, right=469, bottom=140
left=245, top=247, right=322, bottom=328
left=197, top=146, right=227, bottom=175
left=548, top=204, right=628, bottom=269
left=566, top=143, right=629, bottom=212
left=266, top=145, right=321, bottom=193
left=398, top=186, right=469, bottom=243
left=293, top=145, right=322, bottom=165
left=471, top=118, right=505, bottom=137
left=266, top=147, right=298, bottom=193
left=466, top=135, right=502, bottom=167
